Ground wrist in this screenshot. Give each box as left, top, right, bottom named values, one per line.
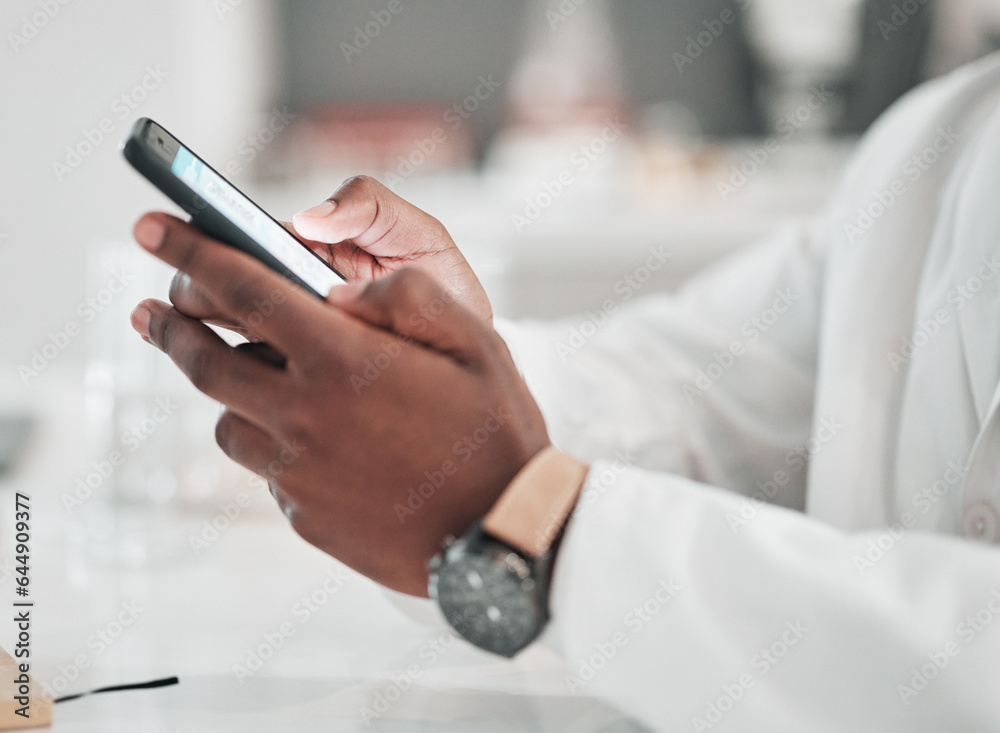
left=428, top=446, right=589, bottom=657
left=481, top=445, right=589, bottom=558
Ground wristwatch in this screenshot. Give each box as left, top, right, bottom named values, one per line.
left=428, top=446, right=588, bottom=657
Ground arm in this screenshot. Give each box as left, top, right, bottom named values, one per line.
left=546, top=463, right=1000, bottom=731
left=497, top=220, right=824, bottom=512
left=494, top=223, right=996, bottom=729
left=503, top=59, right=1000, bottom=730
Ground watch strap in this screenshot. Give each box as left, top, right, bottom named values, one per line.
left=481, top=445, right=588, bottom=559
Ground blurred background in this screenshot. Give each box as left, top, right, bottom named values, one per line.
left=3, top=0, right=1000, bottom=721
left=4, top=0, right=1000, bottom=359
left=3, top=0, right=1000, bottom=547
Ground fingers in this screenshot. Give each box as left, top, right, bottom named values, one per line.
left=169, top=270, right=259, bottom=339
left=133, top=212, right=342, bottom=357
left=215, top=408, right=282, bottom=475
left=235, top=341, right=287, bottom=369
left=131, top=299, right=288, bottom=428
left=292, top=175, right=450, bottom=256
left=216, top=407, right=302, bottom=478
left=170, top=270, right=289, bottom=344
left=328, top=269, right=489, bottom=364
left=169, top=271, right=216, bottom=320
left=215, top=409, right=298, bottom=518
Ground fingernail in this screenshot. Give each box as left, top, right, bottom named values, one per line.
left=327, top=282, right=364, bottom=304
left=134, top=217, right=165, bottom=251
left=294, top=200, right=337, bottom=219
left=130, top=304, right=152, bottom=341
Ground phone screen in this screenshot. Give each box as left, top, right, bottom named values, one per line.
left=170, top=146, right=344, bottom=297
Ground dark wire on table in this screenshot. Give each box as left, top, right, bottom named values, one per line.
left=53, top=675, right=179, bottom=703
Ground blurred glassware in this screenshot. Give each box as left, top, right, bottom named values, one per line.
left=504, top=0, right=629, bottom=130
left=487, top=0, right=635, bottom=212
left=744, top=0, right=865, bottom=134
left=928, top=0, right=1000, bottom=76
left=0, top=415, right=32, bottom=477
left=283, top=102, right=478, bottom=184
left=79, top=241, right=223, bottom=568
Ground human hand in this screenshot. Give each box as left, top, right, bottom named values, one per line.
left=130, top=212, right=547, bottom=596
left=169, top=175, right=492, bottom=341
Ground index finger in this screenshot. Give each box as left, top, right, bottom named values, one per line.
left=291, top=175, right=447, bottom=255
left=133, top=212, right=342, bottom=357
left=168, top=220, right=302, bottom=326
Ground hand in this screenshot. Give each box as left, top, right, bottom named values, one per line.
left=130, top=213, right=548, bottom=596
left=170, top=175, right=492, bottom=340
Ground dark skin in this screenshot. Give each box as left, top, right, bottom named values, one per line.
left=130, top=177, right=550, bottom=597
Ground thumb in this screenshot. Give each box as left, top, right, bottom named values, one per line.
left=328, top=269, right=490, bottom=364
left=291, top=175, right=449, bottom=257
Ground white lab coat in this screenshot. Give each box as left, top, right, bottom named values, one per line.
left=497, top=52, right=1000, bottom=731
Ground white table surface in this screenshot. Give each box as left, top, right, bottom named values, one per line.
left=0, top=370, right=648, bottom=732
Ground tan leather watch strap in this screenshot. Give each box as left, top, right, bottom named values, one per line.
left=481, top=446, right=589, bottom=559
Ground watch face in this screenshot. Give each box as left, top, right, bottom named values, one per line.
left=433, top=552, right=542, bottom=658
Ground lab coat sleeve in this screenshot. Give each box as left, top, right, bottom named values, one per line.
left=497, top=241, right=1000, bottom=729
left=494, top=220, right=824, bottom=512
left=490, top=63, right=1000, bottom=731
left=545, top=464, right=1000, bottom=732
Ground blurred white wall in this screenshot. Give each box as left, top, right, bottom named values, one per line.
left=0, top=0, right=278, bottom=372
left=4, top=0, right=1000, bottom=385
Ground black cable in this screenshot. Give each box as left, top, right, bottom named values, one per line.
left=53, top=675, right=179, bottom=704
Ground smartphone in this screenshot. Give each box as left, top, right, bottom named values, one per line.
left=122, top=117, right=345, bottom=298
